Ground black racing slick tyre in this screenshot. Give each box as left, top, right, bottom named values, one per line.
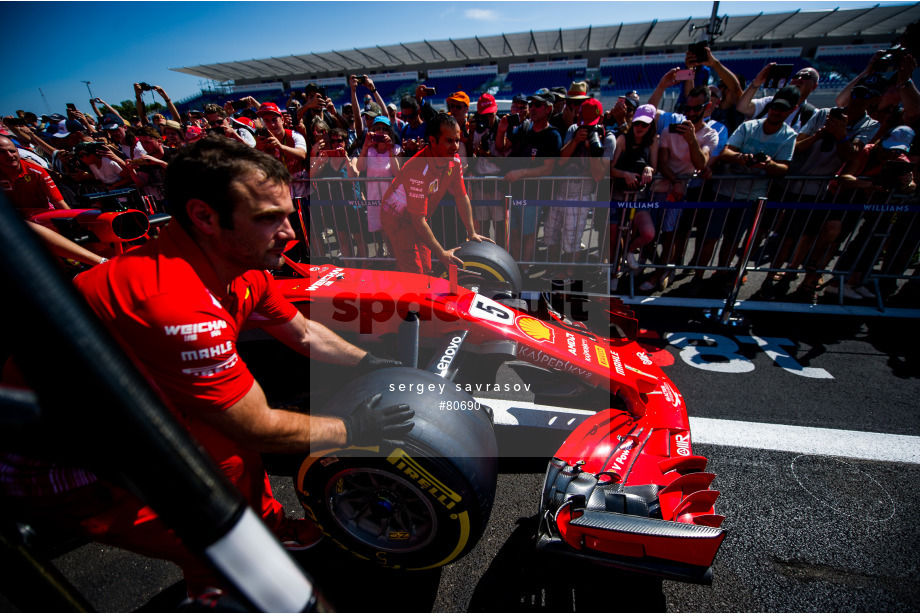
left=437, top=241, right=523, bottom=295
left=296, top=368, right=497, bottom=570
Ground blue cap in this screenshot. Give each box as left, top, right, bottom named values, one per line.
left=373, top=115, right=391, bottom=126
left=882, top=125, right=914, bottom=151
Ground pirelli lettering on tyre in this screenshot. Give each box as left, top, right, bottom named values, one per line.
left=386, top=448, right=462, bottom=510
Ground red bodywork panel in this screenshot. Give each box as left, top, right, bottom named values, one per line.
left=27, top=208, right=151, bottom=258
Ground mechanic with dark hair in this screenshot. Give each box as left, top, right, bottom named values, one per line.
left=381, top=112, right=492, bottom=273
left=1, top=137, right=413, bottom=598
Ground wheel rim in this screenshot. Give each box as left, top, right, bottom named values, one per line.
left=325, top=467, right=438, bottom=552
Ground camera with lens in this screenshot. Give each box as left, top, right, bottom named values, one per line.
left=139, top=82, right=153, bottom=92
left=874, top=46, right=905, bottom=72
left=475, top=114, right=490, bottom=132
left=478, top=134, right=491, bottom=153
left=585, top=125, right=605, bottom=158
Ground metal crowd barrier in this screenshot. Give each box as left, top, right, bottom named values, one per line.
left=303, top=173, right=918, bottom=319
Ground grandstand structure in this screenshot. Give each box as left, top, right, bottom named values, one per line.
left=171, top=4, right=920, bottom=113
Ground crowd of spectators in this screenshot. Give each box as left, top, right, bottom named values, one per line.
left=3, top=38, right=919, bottom=304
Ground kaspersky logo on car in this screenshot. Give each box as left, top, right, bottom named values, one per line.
left=516, top=316, right=554, bottom=343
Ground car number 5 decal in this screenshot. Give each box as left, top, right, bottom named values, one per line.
left=468, top=295, right=514, bottom=325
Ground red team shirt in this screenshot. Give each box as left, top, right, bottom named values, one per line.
left=380, top=146, right=468, bottom=273
left=1, top=158, right=63, bottom=211
left=74, top=222, right=298, bottom=418
left=382, top=146, right=467, bottom=219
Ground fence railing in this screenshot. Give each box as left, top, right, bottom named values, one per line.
left=302, top=173, right=919, bottom=318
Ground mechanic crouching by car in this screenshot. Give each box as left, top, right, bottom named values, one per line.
left=0, top=137, right=413, bottom=598
left=380, top=111, right=492, bottom=274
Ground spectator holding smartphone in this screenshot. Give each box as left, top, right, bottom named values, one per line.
left=357, top=115, right=401, bottom=255
left=610, top=104, right=658, bottom=283
left=255, top=102, right=308, bottom=198
left=311, top=127, right=365, bottom=263
left=126, top=126, right=178, bottom=202
left=100, top=113, right=146, bottom=160
left=737, top=64, right=820, bottom=131
left=398, top=95, right=427, bottom=158
left=73, top=141, right=139, bottom=189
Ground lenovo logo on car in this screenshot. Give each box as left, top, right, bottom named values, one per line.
left=437, top=336, right=463, bottom=371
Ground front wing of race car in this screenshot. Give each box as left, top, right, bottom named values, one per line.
left=279, top=261, right=726, bottom=581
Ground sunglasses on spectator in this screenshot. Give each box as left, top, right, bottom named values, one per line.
left=681, top=103, right=707, bottom=113
left=792, top=72, right=816, bottom=82
left=528, top=101, right=547, bottom=108
left=447, top=103, right=467, bottom=111
left=851, top=89, right=878, bottom=100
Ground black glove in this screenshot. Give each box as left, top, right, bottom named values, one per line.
left=344, top=393, right=415, bottom=447
left=356, top=352, right=402, bottom=374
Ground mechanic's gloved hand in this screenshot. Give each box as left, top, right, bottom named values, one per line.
left=344, top=393, right=415, bottom=447
left=356, top=352, right=402, bottom=374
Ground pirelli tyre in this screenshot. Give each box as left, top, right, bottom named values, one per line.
left=437, top=240, right=523, bottom=295
left=296, top=368, right=498, bottom=570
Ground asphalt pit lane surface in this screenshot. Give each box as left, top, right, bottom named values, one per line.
left=791, top=455, right=895, bottom=522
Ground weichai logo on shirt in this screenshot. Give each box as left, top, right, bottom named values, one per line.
left=164, top=321, right=228, bottom=337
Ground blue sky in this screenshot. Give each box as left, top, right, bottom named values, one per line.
left=1, top=1, right=909, bottom=117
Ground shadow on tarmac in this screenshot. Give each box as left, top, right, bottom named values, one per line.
left=468, top=515, right=666, bottom=613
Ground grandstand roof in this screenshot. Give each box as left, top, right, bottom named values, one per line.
left=170, top=4, right=920, bottom=82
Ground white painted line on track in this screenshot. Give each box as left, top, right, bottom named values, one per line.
left=689, top=417, right=920, bottom=465
left=477, top=397, right=920, bottom=464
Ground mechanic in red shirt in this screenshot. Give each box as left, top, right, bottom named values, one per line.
left=0, top=135, right=69, bottom=212
left=2, top=137, right=412, bottom=596
left=380, top=112, right=491, bottom=274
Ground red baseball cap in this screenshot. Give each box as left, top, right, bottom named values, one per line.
left=580, top=98, right=603, bottom=126
left=231, top=116, right=254, bottom=129
left=477, top=93, right=498, bottom=115
left=185, top=125, right=203, bottom=141
left=256, top=102, right=282, bottom=117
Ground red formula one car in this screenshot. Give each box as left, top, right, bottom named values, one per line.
left=275, top=242, right=726, bottom=583
left=22, top=189, right=170, bottom=261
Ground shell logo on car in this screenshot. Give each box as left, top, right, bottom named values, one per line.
left=516, top=316, right=555, bottom=343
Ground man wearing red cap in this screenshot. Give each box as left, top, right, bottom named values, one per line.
left=547, top=98, right=611, bottom=281
left=255, top=102, right=308, bottom=197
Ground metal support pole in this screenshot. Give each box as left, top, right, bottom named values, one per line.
left=719, top=197, right=766, bottom=325
left=504, top=194, right=511, bottom=252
